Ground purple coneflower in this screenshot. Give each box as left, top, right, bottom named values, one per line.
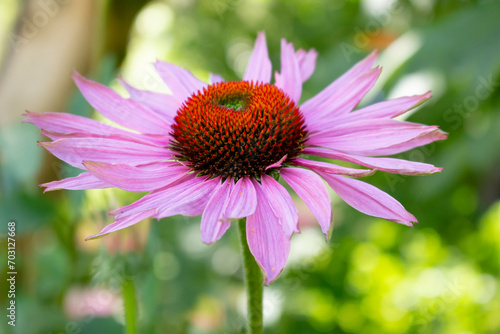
left=25, top=33, right=446, bottom=284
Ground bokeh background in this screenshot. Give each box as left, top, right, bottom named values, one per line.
left=1, top=0, right=499, bottom=333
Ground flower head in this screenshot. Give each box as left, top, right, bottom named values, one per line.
left=25, top=32, right=446, bottom=284
left=170, top=81, right=307, bottom=179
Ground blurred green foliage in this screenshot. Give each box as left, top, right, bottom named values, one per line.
left=1, top=0, right=500, bottom=333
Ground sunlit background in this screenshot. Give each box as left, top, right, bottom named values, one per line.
left=1, top=0, right=499, bottom=333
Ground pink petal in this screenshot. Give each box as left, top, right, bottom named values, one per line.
left=113, top=176, right=219, bottom=221
left=201, top=179, right=232, bottom=244
left=319, top=172, right=417, bottom=226
left=280, top=167, right=332, bottom=238
left=25, top=112, right=168, bottom=146
left=209, top=73, right=225, bottom=84
left=295, top=48, right=318, bottom=82
left=212, top=222, right=231, bottom=244
left=224, top=177, right=257, bottom=219
left=303, top=148, right=443, bottom=175
left=275, top=39, right=302, bottom=103
left=337, top=92, right=432, bottom=122
left=306, top=124, right=439, bottom=153
left=260, top=175, right=299, bottom=236
left=154, top=60, right=208, bottom=102
left=72, top=72, right=169, bottom=134
left=243, top=32, right=272, bottom=84
left=119, top=78, right=180, bottom=123
left=301, top=51, right=378, bottom=119
left=304, top=67, right=382, bottom=132
left=83, top=161, right=189, bottom=192
left=86, top=209, right=156, bottom=240
left=110, top=174, right=198, bottom=218
left=24, top=111, right=126, bottom=136
left=293, top=158, right=374, bottom=177
left=308, top=119, right=435, bottom=140
left=274, top=71, right=283, bottom=89
left=336, top=50, right=378, bottom=84
left=41, top=171, right=110, bottom=192
left=156, top=177, right=220, bottom=218
left=39, top=138, right=172, bottom=169
left=40, top=129, right=169, bottom=147
left=247, top=179, right=290, bottom=285
left=265, top=155, right=287, bottom=171
left=350, top=129, right=448, bottom=156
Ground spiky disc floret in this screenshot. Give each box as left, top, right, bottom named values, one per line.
left=170, top=81, right=308, bottom=179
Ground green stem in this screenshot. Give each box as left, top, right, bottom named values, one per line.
left=122, top=277, right=137, bottom=334
left=238, top=218, right=263, bottom=334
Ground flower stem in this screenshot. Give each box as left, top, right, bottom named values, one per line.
left=238, top=218, right=263, bottom=334
left=122, top=277, right=137, bottom=334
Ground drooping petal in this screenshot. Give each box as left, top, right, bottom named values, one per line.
left=86, top=209, right=156, bottom=240
left=304, top=67, right=382, bottom=132
left=293, top=158, right=374, bottom=177
left=275, top=39, right=302, bottom=103
left=243, top=32, right=272, bottom=84
left=247, top=179, right=290, bottom=285
left=201, top=179, right=232, bottom=244
left=39, top=138, right=172, bottom=169
left=319, top=172, right=417, bottom=226
left=41, top=171, right=110, bottom=192
left=24, top=111, right=127, bottom=136
left=40, top=129, right=169, bottom=147
left=303, top=148, right=443, bottom=175
left=280, top=168, right=332, bottom=237
left=72, top=72, right=169, bottom=134
left=260, top=175, right=299, bottom=236
left=119, top=78, right=180, bottom=123
left=295, top=48, right=318, bottom=83
left=84, top=161, right=189, bottom=192
left=301, top=51, right=378, bottom=119
left=211, top=222, right=231, bottom=245
left=111, top=175, right=220, bottom=222
left=26, top=112, right=169, bottom=146
left=224, top=177, right=257, bottom=219
left=110, top=174, right=199, bottom=218
left=155, top=176, right=220, bottom=218
left=154, top=60, right=208, bottom=102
